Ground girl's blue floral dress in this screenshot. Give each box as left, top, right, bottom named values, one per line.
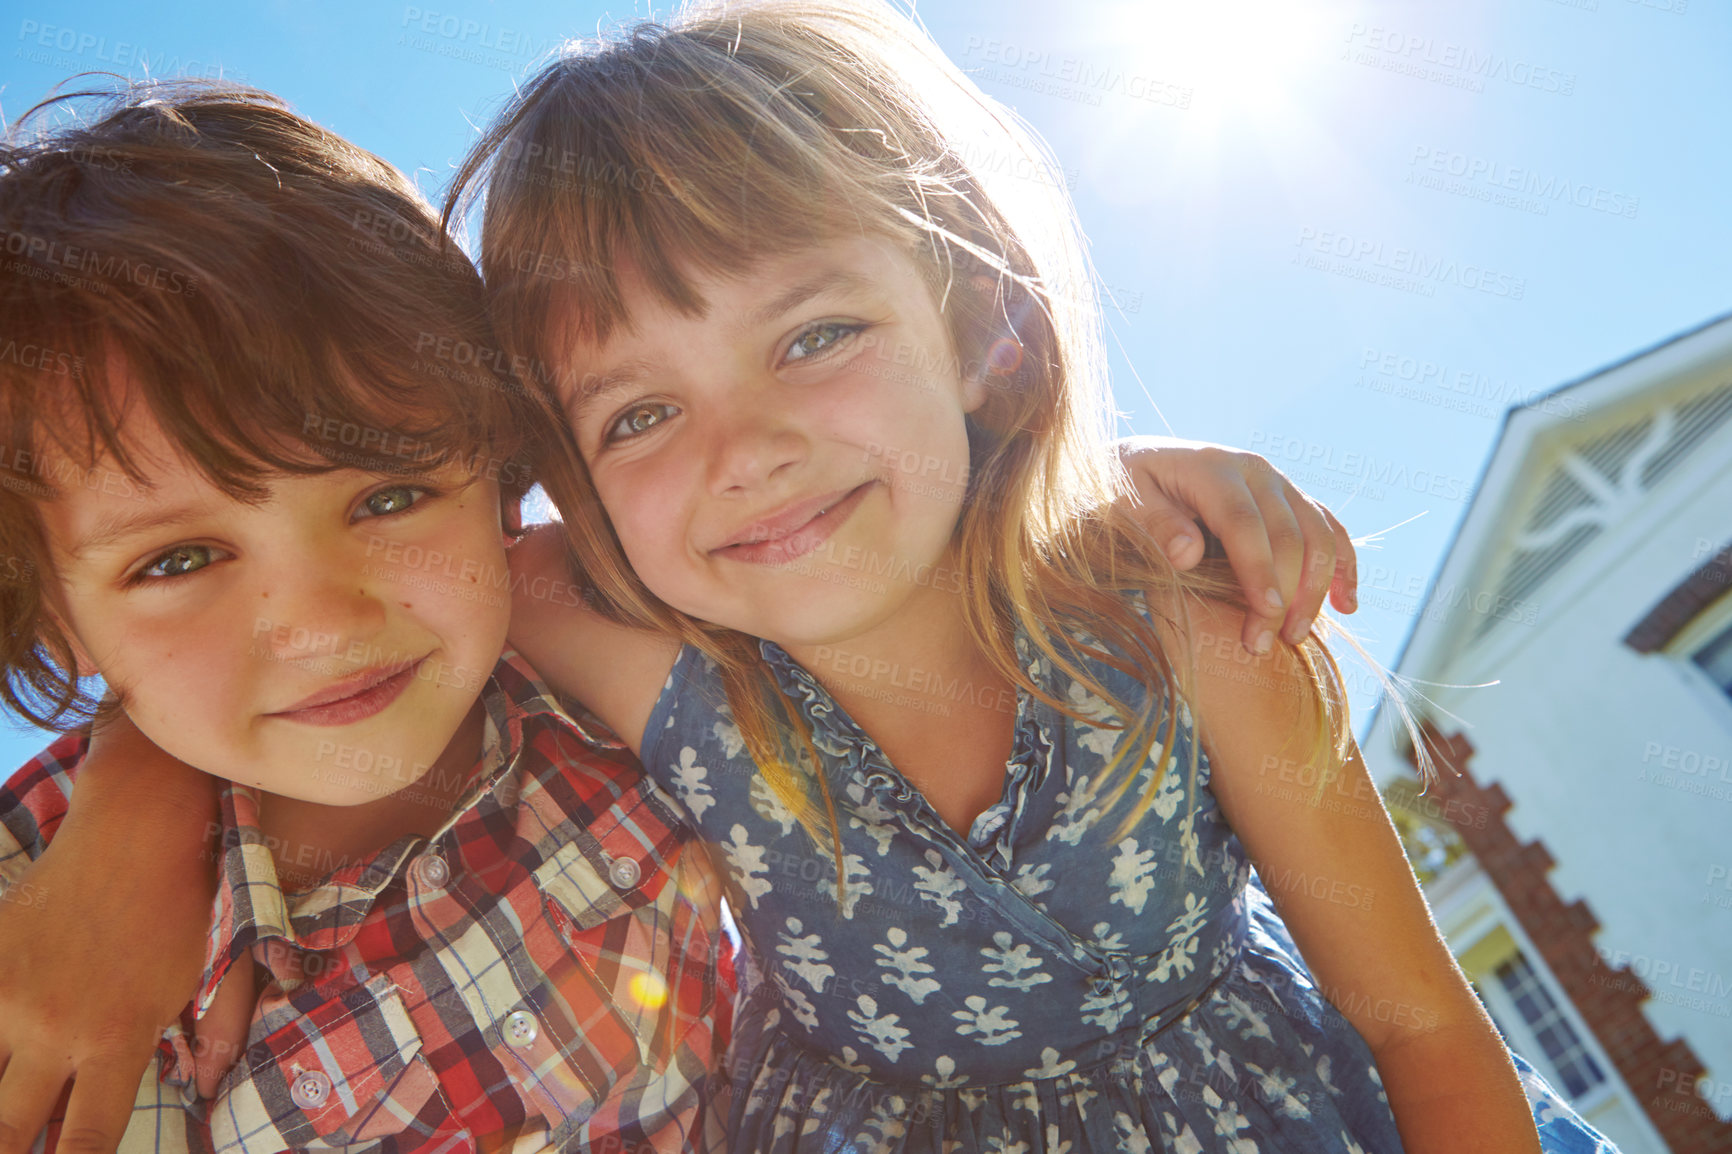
left=642, top=627, right=1619, bottom=1153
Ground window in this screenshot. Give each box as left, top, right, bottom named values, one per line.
left=1693, top=618, right=1732, bottom=699
left=1494, top=953, right=1606, bottom=1098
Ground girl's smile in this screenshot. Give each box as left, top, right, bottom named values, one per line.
left=710, top=480, right=878, bottom=566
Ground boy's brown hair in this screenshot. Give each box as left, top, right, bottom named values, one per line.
left=0, top=78, right=546, bottom=728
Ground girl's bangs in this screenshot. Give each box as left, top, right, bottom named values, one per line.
left=471, top=19, right=954, bottom=365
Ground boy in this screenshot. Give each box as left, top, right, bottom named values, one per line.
left=0, top=81, right=728, bottom=1152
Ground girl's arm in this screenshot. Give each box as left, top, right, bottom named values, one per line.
left=503, top=525, right=681, bottom=757
left=0, top=725, right=223, bottom=1154
left=507, top=438, right=1367, bottom=726
left=1116, top=436, right=1358, bottom=654
left=1175, top=597, right=1541, bottom=1154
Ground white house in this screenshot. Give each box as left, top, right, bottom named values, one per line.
left=1362, top=310, right=1732, bottom=1154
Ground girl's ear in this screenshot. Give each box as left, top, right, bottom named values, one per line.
left=956, top=272, right=999, bottom=415
left=963, top=334, right=1024, bottom=415
left=961, top=368, right=991, bottom=414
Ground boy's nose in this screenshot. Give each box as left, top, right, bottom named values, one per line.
left=251, top=568, right=389, bottom=663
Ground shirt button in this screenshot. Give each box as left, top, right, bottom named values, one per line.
left=414, top=852, right=449, bottom=889
left=607, top=856, right=641, bottom=890
left=290, top=1069, right=331, bottom=1109
left=504, top=1009, right=539, bottom=1048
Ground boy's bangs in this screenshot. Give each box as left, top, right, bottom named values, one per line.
left=16, top=332, right=512, bottom=503
left=0, top=78, right=543, bottom=728
left=464, top=18, right=946, bottom=365
left=3, top=252, right=524, bottom=502
left=0, top=81, right=535, bottom=502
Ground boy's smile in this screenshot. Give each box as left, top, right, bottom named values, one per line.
left=265, top=655, right=426, bottom=727
left=38, top=398, right=511, bottom=810
left=563, top=235, right=985, bottom=660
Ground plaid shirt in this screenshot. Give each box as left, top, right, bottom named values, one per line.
left=0, top=653, right=732, bottom=1154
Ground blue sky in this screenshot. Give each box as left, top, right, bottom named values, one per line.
left=3, top=0, right=1728, bottom=764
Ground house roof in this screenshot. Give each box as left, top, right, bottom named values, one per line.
left=1364, top=308, right=1732, bottom=745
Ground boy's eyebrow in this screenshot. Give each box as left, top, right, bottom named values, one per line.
left=72, top=504, right=203, bottom=559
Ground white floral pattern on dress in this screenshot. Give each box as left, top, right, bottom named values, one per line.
left=670, top=745, right=715, bottom=820
left=980, top=931, right=1052, bottom=992
left=777, top=916, right=835, bottom=993
left=876, top=927, right=942, bottom=1005
left=1107, top=837, right=1158, bottom=915
left=953, top=996, right=1022, bottom=1046
left=640, top=631, right=1622, bottom=1154
left=912, top=848, right=966, bottom=926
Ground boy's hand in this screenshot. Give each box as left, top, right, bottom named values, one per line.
left=1116, top=436, right=1359, bottom=653
left=191, top=957, right=261, bottom=1101
left=0, top=724, right=221, bottom=1154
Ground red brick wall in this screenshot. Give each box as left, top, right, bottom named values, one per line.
left=1624, top=539, right=1732, bottom=653
left=1412, top=724, right=1732, bottom=1153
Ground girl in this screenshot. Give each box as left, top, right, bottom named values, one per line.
left=447, top=2, right=1621, bottom=1152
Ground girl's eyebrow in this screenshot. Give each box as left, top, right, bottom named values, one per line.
left=567, top=269, right=879, bottom=417
left=743, top=270, right=876, bottom=329
left=568, top=360, right=655, bottom=417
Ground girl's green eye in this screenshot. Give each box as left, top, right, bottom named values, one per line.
left=139, top=545, right=216, bottom=580
left=606, top=403, right=677, bottom=442
left=361, top=486, right=424, bottom=517
left=785, top=322, right=865, bottom=363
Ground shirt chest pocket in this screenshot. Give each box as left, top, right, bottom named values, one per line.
left=440, top=835, right=676, bottom=1145
left=211, top=972, right=447, bottom=1152
left=519, top=835, right=668, bottom=1088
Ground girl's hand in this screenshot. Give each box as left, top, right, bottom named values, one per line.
left=0, top=722, right=222, bottom=1154
left=1116, top=436, right=1358, bottom=654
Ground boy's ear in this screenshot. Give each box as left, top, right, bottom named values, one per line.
left=62, top=631, right=100, bottom=680
left=40, top=601, right=101, bottom=678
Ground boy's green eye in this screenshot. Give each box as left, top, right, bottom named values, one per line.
left=785, top=321, right=865, bottom=363
left=361, top=485, right=425, bottom=517
left=139, top=545, right=217, bottom=580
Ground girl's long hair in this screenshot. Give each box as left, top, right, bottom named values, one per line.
left=449, top=0, right=1363, bottom=879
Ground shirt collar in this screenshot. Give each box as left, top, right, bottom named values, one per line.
left=192, top=650, right=607, bottom=1017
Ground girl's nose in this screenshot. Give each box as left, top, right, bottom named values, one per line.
left=704, top=393, right=809, bottom=496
